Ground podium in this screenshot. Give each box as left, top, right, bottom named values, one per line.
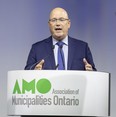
left=7, top=70, right=110, bottom=116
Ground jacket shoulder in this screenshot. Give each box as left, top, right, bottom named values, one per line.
left=69, top=36, right=88, bottom=45
left=32, top=36, right=52, bottom=47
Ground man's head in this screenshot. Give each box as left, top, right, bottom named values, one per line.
left=48, top=7, right=71, bottom=41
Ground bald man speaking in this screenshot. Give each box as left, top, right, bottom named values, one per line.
left=25, top=7, right=96, bottom=71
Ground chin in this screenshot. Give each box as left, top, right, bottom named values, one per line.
left=55, top=36, right=64, bottom=40
left=54, top=34, right=65, bottom=40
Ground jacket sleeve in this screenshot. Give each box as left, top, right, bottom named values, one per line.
left=24, top=45, right=37, bottom=70
left=85, top=43, right=97, bottom=71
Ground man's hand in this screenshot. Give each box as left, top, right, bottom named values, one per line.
left=83, top=58, right=93, bottom=71
left=34, top=59, right=44, bottom=70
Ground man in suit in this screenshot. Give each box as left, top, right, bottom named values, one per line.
left=25, top=7, right=96, bottom=71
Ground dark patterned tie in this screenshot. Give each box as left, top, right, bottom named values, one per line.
left=57, top=41, right=65, bottom=70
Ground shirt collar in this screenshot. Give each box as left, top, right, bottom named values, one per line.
left=52, top=36, right=68, bottom=46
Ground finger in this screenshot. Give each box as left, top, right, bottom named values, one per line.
left=35, top=59, right=44, bottom=70
left=35, top=66, right=42, bottom=70
left=85, top=64, right=93, bottom=71
left=38, top=59, right=44, bottom=65
left=35, top=64, right=42, bottom=70
left=83, top=58, right=89, bottom=65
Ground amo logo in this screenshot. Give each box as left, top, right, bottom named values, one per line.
left=13, top=78, right=51, bottom=94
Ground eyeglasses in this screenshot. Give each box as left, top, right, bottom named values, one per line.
left=49, top=18, right=69, bottom=23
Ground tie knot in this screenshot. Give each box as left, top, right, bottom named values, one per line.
left=57, top=41, right=64, bottom=48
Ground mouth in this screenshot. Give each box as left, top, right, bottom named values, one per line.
left=55, top=28, right=62, bottom=31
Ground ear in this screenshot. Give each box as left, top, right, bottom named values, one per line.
left=48, top=21, right=50, bottom=27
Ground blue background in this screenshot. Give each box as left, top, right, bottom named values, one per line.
left=0, top=0, right=116, bottom=117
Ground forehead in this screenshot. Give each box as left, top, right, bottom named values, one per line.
left=50, top=9, right=68, bottom=19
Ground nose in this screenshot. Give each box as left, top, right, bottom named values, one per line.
left=55, top=20, right=61, bottom=26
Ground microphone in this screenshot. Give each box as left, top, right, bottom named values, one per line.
left=29, top=45, right=55, bottom=70
left=55, top=64, right=59, bottom=70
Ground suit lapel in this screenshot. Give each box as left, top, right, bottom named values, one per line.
left=67, top=37, right=75, bottom=70
left=45, top=37, right=56, bottom=69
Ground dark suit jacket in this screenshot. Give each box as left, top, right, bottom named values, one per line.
left=25, top=36, right=96, bottom=70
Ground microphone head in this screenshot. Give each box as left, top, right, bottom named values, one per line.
left=52, top=45, right=55, bottom=49
left=55, top=64, right=59, bottom=70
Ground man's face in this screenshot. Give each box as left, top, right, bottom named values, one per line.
left=48, top=8, right=71, bottom=40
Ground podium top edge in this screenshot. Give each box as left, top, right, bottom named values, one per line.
left=7, top=70, right=110, bottom=74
